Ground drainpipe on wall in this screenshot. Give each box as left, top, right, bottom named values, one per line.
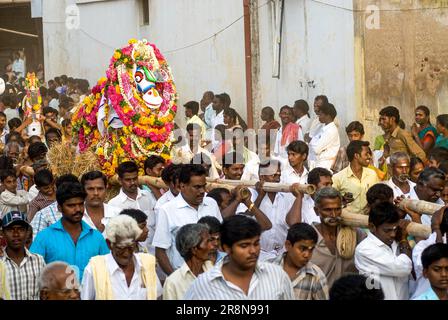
left=243, top=0, right=254, bottom=128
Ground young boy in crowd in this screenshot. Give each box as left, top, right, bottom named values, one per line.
left=120, top=208, right=150, bottom=254
left=0, top=169, right=29, bottom=218
left=272, top=222, right=329, bottom=300
left=27, top=169, right=56, bottom=222
left=414, top=243, right=448, bottom=300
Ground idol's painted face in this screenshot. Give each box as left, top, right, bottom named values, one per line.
left=134, top=66, right=163, bottom=109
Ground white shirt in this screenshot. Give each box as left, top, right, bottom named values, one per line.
left=152, top=194, right=222, bottom=270
left=27, top=185, right=39, bottom=202
left=0, top=128, right=9, bottom=144
left=274, top=126, right=304, bottom=160
left=386, top=179, right=416, bottom=199
left=296, top=115, right=312, bottom=135
left=82, top=203, right=122, bottom=237
left=81, top=253, right=162, bottom=300
left=355, top=233, right=413, bottom=300
left=212, top=110, right=224, bottom=129
left=301, top=194, right=321, bottom=225
left=308, top=117, right=324, bottom=138
left=408, top=187, right=444, bottom=226
left=154, top=190, right=176, bottom=217
left=108, top=188, right=157, bottom=251
left=308, top=122, right=340, bottom=171
left=12, top=58, right=25, bottom=78
left=4, top=108, right=20, bottom=124
left=280, top=166, right=309, bottom=185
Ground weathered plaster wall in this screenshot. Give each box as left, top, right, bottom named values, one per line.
left=355, top=0, right=448, bottom=141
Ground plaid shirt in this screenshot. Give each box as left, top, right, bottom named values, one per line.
left=273, top=254, right=329, bottom=300
left=30, top=201, right=61, bottom=238
left=28, top=192, right=56, bottom=222
left=1, top=248, right=45, bottom=300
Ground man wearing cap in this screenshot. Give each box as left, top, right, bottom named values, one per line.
left=1, top=211, right=45, bottom=299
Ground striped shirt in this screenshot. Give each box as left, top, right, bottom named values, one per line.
left=271, top=254, right=329, bottom=300
left=28, top=192, right=56, bottom=223
left=1, top=248, right=45, bottom=300
left=184, top=257, right=294, bottom=300
left=30, top=201, right=61, bottom=239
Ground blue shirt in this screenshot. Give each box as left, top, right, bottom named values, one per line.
left=30, top=219, right=109, bottom=281
left=413, top=287, right=440, bottom=300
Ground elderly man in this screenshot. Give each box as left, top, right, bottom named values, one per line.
left=39, top=261, right=80, bottom=300
left=163, top=223, right=214, bottom=300
left=309, top=187, right=366, bottom=288
left=80, top=171, right=121, bottom=234
left=355, top=202, right=413, bottom=300
left=185, top=215, right=294, bottom=300
left=408, top=167, right=446, bottom=225
left=333, top=140, right=379, bottom=215
left=81, top=215, right=161, bottom=300
left=152, top=164, right=222, bottom=275
left=386, top=152, right=415, bottom=199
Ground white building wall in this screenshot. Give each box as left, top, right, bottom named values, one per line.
left=257, top=0, right=356, bottom=141
left=41, top=0, right=356, bottom=138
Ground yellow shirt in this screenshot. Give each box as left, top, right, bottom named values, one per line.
left=187, top=115, right=207, bottom=139
left=162, top=260, right=213, bottom=300
left=332, top=165, right=380, bottom=215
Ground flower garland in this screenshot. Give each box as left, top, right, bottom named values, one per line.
left=72, top=39, right=177, bottom=177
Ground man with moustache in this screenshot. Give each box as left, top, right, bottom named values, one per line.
left=386, top=152, right=415, bottom=199
left=184, top=215, right=294, bottom=299
left=30, top=182, right=109, bottom=282
left=409, top=167, right=446, bottom=226
left=333, top=141, right=379, bottom=215
left=309, top=187, right=366, bottom=288
left=355, top=202, right=413, bottom=300
left=39, top=262, right=81, bottom=300
left=152, top=164, right=222, bottom=275
left=80, top=171, right=121, bottom=234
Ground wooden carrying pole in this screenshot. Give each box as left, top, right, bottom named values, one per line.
left=397, top=198, right=444, bottom=216
left=109, top=176, right=316, bottom=195
left=206, top=178, right=316, bottom=195
left=341, top=210, right=431, bottom=239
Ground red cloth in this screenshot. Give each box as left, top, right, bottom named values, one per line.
left=281, top=122, right=300, bottom=146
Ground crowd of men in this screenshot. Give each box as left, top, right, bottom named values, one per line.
left=0, top=77, right=448, bottom=300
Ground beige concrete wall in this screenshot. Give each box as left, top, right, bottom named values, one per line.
left=355, top=0, right=448, bottom=143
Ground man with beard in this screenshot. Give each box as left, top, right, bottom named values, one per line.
left=30, top=182, right=109, bottom=282
left=184, top=215, right=294, bottom=299
left=152, top=164, right=222, bottom=275
left=409, top=167, right=446, bottom=226
left=309, top=187, right=366, bottom=288
left=386, top=152, right=415, bottom=199
left=355, top=202, right=413, bottom=300
left=333, top=140, right=379, bottom=215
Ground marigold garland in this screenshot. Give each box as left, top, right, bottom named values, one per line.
left=72, top=39, right=177, bottom=177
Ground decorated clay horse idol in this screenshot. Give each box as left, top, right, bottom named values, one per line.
left=72, top=38, right=177, bottom=177
left=22, top=73, right=44, bottom=138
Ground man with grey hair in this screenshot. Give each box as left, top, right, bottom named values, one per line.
left=310, top=187, right=366, bottom=288
left=163, top=223, right=214, bottom=299
left=39, top=261, right=80, bottom=300
left=3, top=141, right=22, bottom=164
left=81, top=215, right=162, bottom=300
left=386, top=152, right=415, bottom=199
